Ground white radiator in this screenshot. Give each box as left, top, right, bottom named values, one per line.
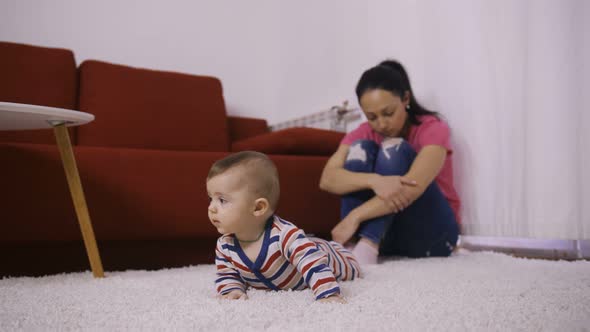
left=269, top=101, right=361, bottom=133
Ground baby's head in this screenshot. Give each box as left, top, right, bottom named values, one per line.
left=206, top=151, right=280, bottom=235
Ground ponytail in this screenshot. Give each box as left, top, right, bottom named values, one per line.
left=356, top=60, right=438, bottom=125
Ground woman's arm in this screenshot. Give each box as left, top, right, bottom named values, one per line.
left=331, top=196, right=395, bottom=244
left=319, top=144, right=379, bottom=195
left=371, top=144, right=447, bottom=210
left=403, top=145, right=447, bottom=196
left=331, top=145, right=448, bottom=244
left=320, top=144, right=432, bottom=206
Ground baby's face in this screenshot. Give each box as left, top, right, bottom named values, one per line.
left=206, top=167, right=256, bottom=235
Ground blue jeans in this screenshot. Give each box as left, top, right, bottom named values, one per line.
left=341, top=139, right=459, bottom=257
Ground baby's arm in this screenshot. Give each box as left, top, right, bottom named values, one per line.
left=215, top=239, right=247, bottom=299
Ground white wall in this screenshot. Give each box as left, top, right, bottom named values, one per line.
left=0, top=0, right=371, bottom=124
left=0, top=0, right=491, bottom=124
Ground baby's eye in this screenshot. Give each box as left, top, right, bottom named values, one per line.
left=219, top=197, right=227, bottom=204
left=207, top=196, right=212, bottom=202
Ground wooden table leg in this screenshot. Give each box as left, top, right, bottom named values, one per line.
left=53, top=123, right=104, bottom=278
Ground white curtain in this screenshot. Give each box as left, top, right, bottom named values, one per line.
left=363, top=0, right=588, bottom=239
left=392, top=0, right=590, bottom=239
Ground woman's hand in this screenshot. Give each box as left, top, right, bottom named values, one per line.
left=369, top=174, right=417, bottom=212
left=331, top=213, right=360, bottom=245
left=219, top=290, right=248, bottom=300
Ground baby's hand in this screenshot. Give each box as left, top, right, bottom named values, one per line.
left=219, top=290, right=248, bottom=300
left=317, top=294, right=346, bottom=304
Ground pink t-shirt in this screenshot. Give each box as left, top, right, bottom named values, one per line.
left=341, top=115, right=461, bottom=224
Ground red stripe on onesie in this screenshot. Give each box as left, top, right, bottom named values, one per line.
left=277, top=268, right=300, bottom=288
left=301, top=257, right=323, bottom=275
left=282, top=228, right=299, bottom=253
left=311, top=277, right=337, bottom=291
left=260, top=250, right=282, bottom=272
left=232, top=260, right=251, bottom=273
left=289, top=242, right=316, bottom=264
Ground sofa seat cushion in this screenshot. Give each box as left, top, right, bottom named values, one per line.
left=0, top=142, right=224, bottom=242
left=0, top=143, right=339, bottom=243
left=232, top=127, right=344, bottom=156
left=77, top=60, right=230, bottom=151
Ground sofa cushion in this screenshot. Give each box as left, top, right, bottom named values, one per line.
left=0, top=42, right=77, bottom=144
left=77, top=60, right=230, bottom=151
left=232, top=127, right=344, bottom=156
left=0, top=143, right=340, bottom=243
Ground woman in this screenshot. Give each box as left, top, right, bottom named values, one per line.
left=319, top=60, right=460, bottom=264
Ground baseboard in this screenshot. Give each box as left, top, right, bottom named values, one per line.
left=459, top=236, right=590, bottom=260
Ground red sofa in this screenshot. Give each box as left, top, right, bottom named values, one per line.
left=0, top=41, right=344, bottom=277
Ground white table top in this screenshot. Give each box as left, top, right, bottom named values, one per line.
left=0, top=101, right=95, bottom=131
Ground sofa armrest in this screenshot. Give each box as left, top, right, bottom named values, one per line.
left=227, top=116, right=269, bottom=141
left=0, top=42, right=78, bottom=145
left=232, top=127, right=344, bottom=156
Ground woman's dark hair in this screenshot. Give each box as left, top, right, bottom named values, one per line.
left=355, top=60, right=438, bottom=125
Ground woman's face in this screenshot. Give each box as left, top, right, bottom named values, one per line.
left=359, top=89, right=409, bottom=138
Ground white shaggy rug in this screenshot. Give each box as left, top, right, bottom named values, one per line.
left=1, top=250, right=589, bottom=331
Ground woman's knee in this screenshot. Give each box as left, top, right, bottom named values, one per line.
left=343, top=139, right=379, bottom=172
left=374, top=138, right=417, bottom=175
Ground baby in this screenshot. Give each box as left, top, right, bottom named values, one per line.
left=207, top=151, right=361, bottom=302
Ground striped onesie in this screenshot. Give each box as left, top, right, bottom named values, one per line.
left=215, top=215, right=361, bottom=300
